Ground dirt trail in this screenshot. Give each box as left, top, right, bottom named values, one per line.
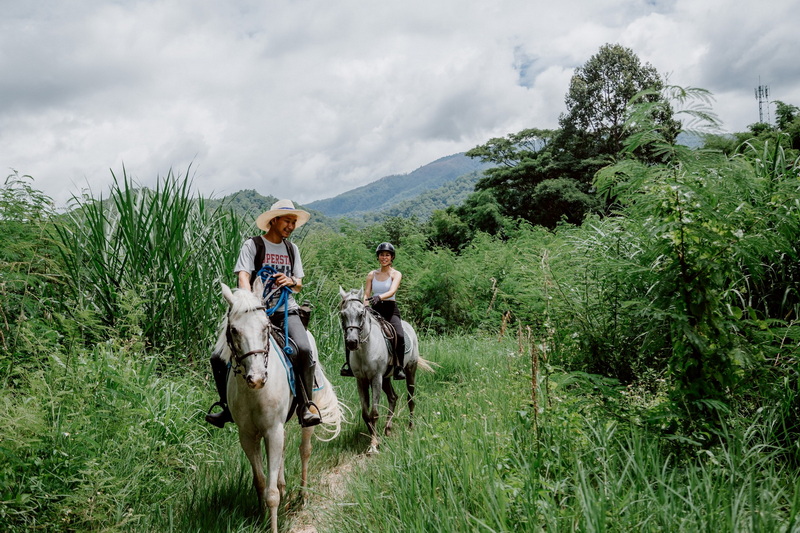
left=288, top=453, right=367, bottom=533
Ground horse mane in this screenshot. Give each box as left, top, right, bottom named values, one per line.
left=227, top=287, right=264, bottom=319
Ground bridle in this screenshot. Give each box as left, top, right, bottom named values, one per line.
left=340, top=297, right=371, bottom=345
left=226, top=305, right=271, bottom=375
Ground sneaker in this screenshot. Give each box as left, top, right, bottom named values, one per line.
left=340, top=363, right=354, bottom=377
left=393, top=367, right=406, bottom=380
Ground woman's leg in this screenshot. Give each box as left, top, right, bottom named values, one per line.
left=387, top=304, right=406, bottom=380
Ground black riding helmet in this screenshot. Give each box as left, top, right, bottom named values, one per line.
left=375, top=242, right=396, bottom=258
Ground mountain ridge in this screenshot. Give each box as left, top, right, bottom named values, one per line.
left=305, top=153, right=490, bottom=217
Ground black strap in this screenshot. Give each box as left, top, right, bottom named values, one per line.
left=249, top=236, right=295, bottom=288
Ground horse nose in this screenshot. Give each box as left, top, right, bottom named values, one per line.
left=246, top=373, right=266, bottom=389
left=345, top=339, right=358, bottom=351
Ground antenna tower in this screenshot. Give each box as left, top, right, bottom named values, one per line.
left=754, top=78, right=770, bottom=124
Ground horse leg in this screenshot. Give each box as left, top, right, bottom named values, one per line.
left=405, top=367, right=417, bottom=429
left=299, top=426, right=314, bottom=502
left=358, top=378, right=380, bottom=454
left=278, top=435, right=286, bottom=501
left=264, top=424, right=285, bottom=533
left=381, top=378, right=398, bottom=437
left=239, top=433, right=268, bottom=515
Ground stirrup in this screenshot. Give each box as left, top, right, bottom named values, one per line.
left=205, top=401, right=232, bottom=428
left=299, top=401, right=322, bottom=427
left=340, top=362, right=354, bottom=377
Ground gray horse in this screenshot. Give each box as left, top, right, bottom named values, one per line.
left=339, top=287, right=433, bottom=454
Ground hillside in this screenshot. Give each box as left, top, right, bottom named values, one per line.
left=306, top=152, right=491, bottom=217
left=357, top=170, right=483, bottom=224
left=203, top=190, right=339, bottom=232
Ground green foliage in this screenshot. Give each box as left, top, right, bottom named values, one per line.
left=0, top=172, right=63, bottom=364
left=54, top=168, right=247, bottom=358
left=463, top=44, right=679, bottom=234
left=588, top=87, right=800, bottom=436
left=0, top=334, right=224, bottom=531
left=426, top=189, right=514, bottom=250
left=357, top=170, right=485, bottom=224
left=558, top=43, right=680, bottom=161
left=327, top=336, right=800, bottom=532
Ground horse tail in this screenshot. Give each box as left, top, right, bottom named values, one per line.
left=312, top=365, right=346, bottom=442
left=415, top=356, right=437, bottom=373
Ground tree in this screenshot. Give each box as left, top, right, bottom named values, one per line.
left=465, top=44, right=678, bottom=229
left=556, top=43, right=680, bottom=175
left=774, top=100, right=800, bottom=149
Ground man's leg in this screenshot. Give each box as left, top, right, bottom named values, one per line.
left=205, top=337, right=233, bottom=427
left=285, top=314, right=322, bottom=427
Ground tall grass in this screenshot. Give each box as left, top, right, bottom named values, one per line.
left=323, top=335, right=800, bottom=533
left=54, top=168, right=247, bottom=358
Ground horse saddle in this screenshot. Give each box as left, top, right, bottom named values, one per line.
left=366, top=307, right=400, bottom=360
left=269, top=330, right=320, bottom=383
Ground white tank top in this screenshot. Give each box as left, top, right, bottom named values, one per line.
left=371, top=272, right=395, bottom=301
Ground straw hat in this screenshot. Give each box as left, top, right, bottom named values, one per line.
left=255, top=199, right=311, bottom=231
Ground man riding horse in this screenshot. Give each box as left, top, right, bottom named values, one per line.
left=205, top=199, right=321, bottom=428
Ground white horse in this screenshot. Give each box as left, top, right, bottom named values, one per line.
left=338, top=287, right=433, bottom=454
left=219, top=279, right=342, bottom=533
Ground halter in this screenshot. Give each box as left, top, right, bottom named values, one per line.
left=340, top=296, right=371, bottom=345
left=226, top=304, right=270, bottom=375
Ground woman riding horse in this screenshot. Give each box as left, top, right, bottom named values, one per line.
left=206, top=199, right=321, bottom=428
left=341, top=242, right=406, bottom=380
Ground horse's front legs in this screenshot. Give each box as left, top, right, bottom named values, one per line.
left=239, top=433, right=270, bottom=519
left=381, top=377, right=398, bottom=436
left=357, top=378, right=380, bottom=454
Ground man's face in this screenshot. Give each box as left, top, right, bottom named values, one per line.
left=270, top=215, right=297, bottom=238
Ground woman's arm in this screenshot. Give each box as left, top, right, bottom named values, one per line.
left=380, top=270, right=402, bottom=300
left=364, top=271, right=374, bottom=300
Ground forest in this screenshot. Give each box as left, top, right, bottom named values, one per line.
left=2, top=43, right=800, bottom=531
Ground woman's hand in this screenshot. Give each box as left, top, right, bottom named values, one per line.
left=369, top=295, right=381, bottom=306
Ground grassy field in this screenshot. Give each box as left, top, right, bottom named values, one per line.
left=4, top=328, right=800, bottom=532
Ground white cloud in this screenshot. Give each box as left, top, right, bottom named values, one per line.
left=1, top=0, right=798, bottom=207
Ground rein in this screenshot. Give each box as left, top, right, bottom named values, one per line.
left=256, top=265, right=294, bottom=355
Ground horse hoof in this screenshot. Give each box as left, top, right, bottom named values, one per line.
left=366, top=445, right=380, bottom=455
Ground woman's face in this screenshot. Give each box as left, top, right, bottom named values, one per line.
left=377, top=251, right=393, bottom=266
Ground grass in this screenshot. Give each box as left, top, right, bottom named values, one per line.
left=3, top=330, right=800, bottom=532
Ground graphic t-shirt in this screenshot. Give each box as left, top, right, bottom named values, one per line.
left=233, top=236, right=304, bottom=310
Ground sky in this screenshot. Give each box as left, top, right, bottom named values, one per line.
left=2, top=0, right=799, bottom=209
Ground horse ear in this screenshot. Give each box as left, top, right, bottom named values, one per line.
left=339, top=286, right=347, bottom=299
left=357, top=287, right=364, bottom=300
left=221, top=283, right=234, bottom=305
left=252, top=276, right=265, bottom=297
